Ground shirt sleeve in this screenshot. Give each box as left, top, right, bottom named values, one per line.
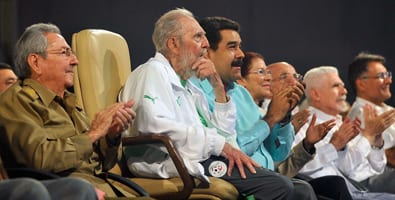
left=121, top=64, right=225, bottom=160
left=298, top=127, right=339, bottom=174
left=264, top=123, right=295, bottom=162
left=0, top=91, right=94, bottom=173
left=277, top=141, right=314, bottom=177
left=337, top=135, right=386, bottom=181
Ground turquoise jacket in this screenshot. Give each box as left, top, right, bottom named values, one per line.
left=191, top=79, right=294, bottom=170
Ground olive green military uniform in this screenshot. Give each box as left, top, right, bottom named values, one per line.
left=0, top=79, right=128, bottom=197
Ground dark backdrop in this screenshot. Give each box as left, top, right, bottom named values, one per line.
left=11, top=0, right=395, bottom=106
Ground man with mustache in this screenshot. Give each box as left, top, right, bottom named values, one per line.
left=294, top=66, right=395, bottom=199
left=347, top=52, right=395, bottom=193
left=120, top=8, right=295, bottom=199
left=191, top=17, right=317, bottom=199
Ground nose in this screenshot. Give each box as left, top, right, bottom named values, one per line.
left=236, top=46, right=244, bottom=59
left=202, top=35, right=209, bottom=48
left=70, top=53, right=79, bottom=66
left=341, top=85, right=347, bottom=95
left=288, top=76, right=298, bottom=86
left=264, top=74, right=272, bottom=82
left=384, top=76, right=392, bottom=84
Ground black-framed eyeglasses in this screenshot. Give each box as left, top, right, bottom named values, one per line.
left=359, top=71, right=392, bottom=80
left=46, top=47, right=75, bottom=57
left=273, top=73, right=303, bottom=82
left=249, top=69, right=272, bottom=76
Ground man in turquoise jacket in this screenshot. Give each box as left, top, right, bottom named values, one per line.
left=194, top=16, right=303, bottom=171
left=192, top=16, right=314, bottom=200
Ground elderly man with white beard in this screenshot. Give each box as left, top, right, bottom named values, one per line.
left=293, top=66, right=395, bottom=199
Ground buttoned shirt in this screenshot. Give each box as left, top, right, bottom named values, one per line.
left=294, top=106, right=386, bottom=190
left=121, top=52, right=230, bottom=181
left=0, top=79, right=120, bottom=175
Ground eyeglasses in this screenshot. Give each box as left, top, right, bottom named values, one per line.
left=248, top=69, right=272, bottom=76
left=46, top=47, right=75, bottom=57
left=273, top=73, right=303, bottom=82
left=359, top=71, right=392, bottom=80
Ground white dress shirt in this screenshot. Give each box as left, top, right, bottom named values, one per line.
left=348, top=97, right=395, bottom=149
left=294, top=106, right=386, bottom=192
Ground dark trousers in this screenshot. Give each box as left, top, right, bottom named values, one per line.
left=201, top=156, right=294, bottom=200
left=308, top=175, right=353, bottom=200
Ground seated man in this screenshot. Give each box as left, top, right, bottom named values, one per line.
left=347, top=52, right=395, bottom=193
left=0, top=64, right=99, bottom=200
left=120, top=8, right=294, bottom=199
left=192, top=17, right=317, bottom=199
left=267, top=62, right=310, bottom=134
left=0, top=23, right=137, bottom=198
left=295, top=66, right=395, bottom=199
left=237, top=52, right=351, bottom=199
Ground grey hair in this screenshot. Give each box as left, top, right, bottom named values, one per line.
left=152, top=8, right=194, bottom=55
left=304, top=66, right=338, bottom=101
left=14, top=23, right=60, bottom=79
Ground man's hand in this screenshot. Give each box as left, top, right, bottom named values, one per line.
left=192, top=57, right=227, bottom=103
left=221, top=143, right=261, bottom=179
left=289, top=81, right=304, bottom=110
left=304, top=114, right=336, bottom=152
left=108, top=100, right=136, bottom=137
left=292, top=109, right=311, bottom=134
left=264, top=87, right=295, bottom=128
left=362, top=104, right=395, bottom=147
left=330, top=117, right=360, bottom=151
left=88, top=100, right=136, bottom=142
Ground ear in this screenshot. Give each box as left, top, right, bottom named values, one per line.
left=27, top=53, right=41, bottom=75
left=166, top=37, right=180, bottom=54
left=309, top=88, right=320, bottom=102
left=355, top=79, right=366, bottom=92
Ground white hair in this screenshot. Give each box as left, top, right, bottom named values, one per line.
left=304, top=66, right=339, bottom=101
left=152, top=8, right=194, bottom=55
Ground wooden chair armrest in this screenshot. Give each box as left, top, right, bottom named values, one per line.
left=122, top=134, right=194, bottom=200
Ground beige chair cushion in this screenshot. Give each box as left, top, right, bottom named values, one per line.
left=72, top=29, right=239, bottom=199
left=72, top=29, right=131, bottom=121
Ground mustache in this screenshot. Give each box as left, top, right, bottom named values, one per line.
left=231, top=59, right=243, bottom=67
left=337, top=95, right=347, bottom=101
left=200, top=49, right=207, bottom=57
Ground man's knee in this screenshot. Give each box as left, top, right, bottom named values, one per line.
left=291, top=178, right=316, bottom=200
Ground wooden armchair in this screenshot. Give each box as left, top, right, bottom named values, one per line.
left=72, top=29, right=238, bottom=199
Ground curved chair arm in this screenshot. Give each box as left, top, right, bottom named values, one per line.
left=122, top=134, right=194, bottom=200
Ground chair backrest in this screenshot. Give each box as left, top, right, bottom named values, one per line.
left=72, top=29, right=131, bottom=120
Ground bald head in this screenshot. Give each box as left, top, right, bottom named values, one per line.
left=267, top=62, right=299, bottom=94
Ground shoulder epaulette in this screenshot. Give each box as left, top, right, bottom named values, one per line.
left=21, top=86, right=39, bottom=100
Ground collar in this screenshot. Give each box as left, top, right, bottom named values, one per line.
left=355, top=97, right=393, bottom=112
left=153, top=52, right=185, bottom=90
left=22, top=79, right=80, bottom=109
left=308, top=106, right=342, bottom=122
left=23, top=79, right=57, bottom=107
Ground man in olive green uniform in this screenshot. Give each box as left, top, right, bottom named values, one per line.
left=0, top=23, right=136, bottom=198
